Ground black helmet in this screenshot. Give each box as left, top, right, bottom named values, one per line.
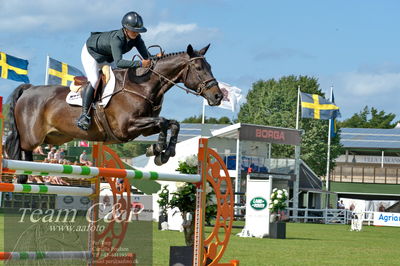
left=121, top=11, right=147, bottom=33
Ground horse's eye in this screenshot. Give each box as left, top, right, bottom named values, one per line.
left=195, top=66, right=202, bottom=71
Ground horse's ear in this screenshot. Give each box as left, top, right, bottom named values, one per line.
left=199, top=44, right=211, bottom=56
left=187, top=44, right=195, bottom=57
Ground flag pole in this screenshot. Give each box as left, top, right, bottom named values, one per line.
left=296, top=85, right=300, bottom=129
left=293, top=85, right=301, bottom=222
left=44, top=55, right=50, bottom=85
left=325, top=86, right=333, bottom=208
left=201, top=100, right=206, bottom=124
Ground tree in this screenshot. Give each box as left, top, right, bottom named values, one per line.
left=181, top=115, right=232, bottom=124
left=238, top=75, right=342, bottom=177
left=109, top=142, right=149, bottom=158
left=338, top=106, right=398, bottom=129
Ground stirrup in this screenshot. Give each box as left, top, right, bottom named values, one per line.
left=77, top=114, right=91, bottom=131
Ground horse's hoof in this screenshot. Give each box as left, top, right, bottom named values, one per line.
left=17, top=175, right=28, bottom=184
left=146, top=144, right=159, bottom=157
left=154, top=153, right=169, bottom=166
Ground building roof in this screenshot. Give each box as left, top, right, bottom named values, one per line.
left=341, top=128, right=400, bottom=150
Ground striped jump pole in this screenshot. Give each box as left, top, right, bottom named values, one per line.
left=0, top=183, right=93, bottom=196
left=0, top=251, right=91, bottom=260
left=2, top=159, right=201, bottom=183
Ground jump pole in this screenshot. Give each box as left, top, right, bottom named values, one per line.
left=2, top=159, right=201, bottom=183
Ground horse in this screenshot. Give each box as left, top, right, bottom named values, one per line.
left=5, top=44, right=223, bottom=183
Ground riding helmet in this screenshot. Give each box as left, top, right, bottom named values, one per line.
left=121, top=11, right=147, bottom=33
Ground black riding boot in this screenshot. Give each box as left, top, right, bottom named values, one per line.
left=76, top=83, right=95, bottom=131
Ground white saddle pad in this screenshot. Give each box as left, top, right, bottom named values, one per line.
left=66, top=69, right=116, bottom=107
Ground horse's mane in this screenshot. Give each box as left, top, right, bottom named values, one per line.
left=150, top=51, right=187, bottom=61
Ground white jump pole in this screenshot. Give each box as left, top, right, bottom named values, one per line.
left=3, top=159, right=201, bottom=183
left=0, top=183, right=93, bottom=196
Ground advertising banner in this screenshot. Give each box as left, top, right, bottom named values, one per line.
left=244, top=175, right=272, bottom=237
left=373, top=212, right=400, bottom=227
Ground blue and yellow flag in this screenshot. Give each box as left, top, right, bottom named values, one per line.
left=330, top=91, right=341, bottom=137
left=0, top=52, right=29, bottom=83
left=47, top=57, right=84, bottom=86
left=300, top=92, right=340, bottom=120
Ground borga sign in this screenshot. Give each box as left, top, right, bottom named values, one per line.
left=250, top=197, right=267, bottom=210
left=373, top=212, right=400, bottom=227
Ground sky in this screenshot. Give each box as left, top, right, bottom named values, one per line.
left=1, top=0, right=400, bottom=123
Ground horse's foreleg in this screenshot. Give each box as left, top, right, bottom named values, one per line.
left=142, top=117, right=169, bottom=157
left=164, top=120, right=180, bottom=158
left=153, top=119, right=179, bottom=166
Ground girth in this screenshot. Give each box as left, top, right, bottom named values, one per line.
left=92, top=103, right=124, bottom=143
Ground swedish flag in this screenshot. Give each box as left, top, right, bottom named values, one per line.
left=0, top=52, right=29, bottom=83
left=47, top=57, right=84, bottom=86
left=300, top=92, right=340, bottom=120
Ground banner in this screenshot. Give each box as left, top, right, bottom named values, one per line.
left=373, top=212, right=400, bottom=227
left=243, top=175, right=272, bottom=238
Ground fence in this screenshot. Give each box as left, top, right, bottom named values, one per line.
left=287, top=208, right=352, bottom=224
left=329, top=165, right=400, bottom=184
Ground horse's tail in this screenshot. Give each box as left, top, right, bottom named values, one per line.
left=4, top=83, right=32, bottom=160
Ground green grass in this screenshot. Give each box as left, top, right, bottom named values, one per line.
left=1, top=213, right=399, bottom=265
left=153, top=222, right=400, bottom=265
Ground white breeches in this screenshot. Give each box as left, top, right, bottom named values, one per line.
left=81, top=44, right=115, bottom=87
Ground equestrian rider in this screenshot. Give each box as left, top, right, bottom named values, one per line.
left=77, top=11, right=151, bottom=131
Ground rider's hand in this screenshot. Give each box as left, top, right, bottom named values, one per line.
left=156, top=52, right=163, bottom=57
left=141, top=59, right=151, bottom=68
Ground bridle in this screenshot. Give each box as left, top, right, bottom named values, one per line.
left=106, top=54, right=218, bottom=113
left=148, top=56, right=218, bottom=96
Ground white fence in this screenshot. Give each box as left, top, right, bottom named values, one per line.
left=288, top=208, right=379, bottom=225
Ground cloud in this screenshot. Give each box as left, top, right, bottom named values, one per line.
left=339, top=72, right=400, bottom=96
left=318, top=64, right=400, bottom=119
left=0, top=0, right=155, bottom=32
left=145, top=22, right=219, bottom=51
left=254, top=48, right=316, bottom=61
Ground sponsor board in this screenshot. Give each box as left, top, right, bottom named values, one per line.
left=373, top=212, right=400, bottom=227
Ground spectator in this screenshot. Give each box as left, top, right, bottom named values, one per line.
left=337, top=200, right=345, bottom=209
left=79, top=150, right=93, bottom=166
left=54, top=149, right=61, bottom=161
left=47, top=147, right=57, bottom=160
left=59, top=148, right=66, bottom=160
left=33, top=146, right=45, bottom=155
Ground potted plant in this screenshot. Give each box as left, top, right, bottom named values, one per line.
left=268, top=188, right=288, bottom=239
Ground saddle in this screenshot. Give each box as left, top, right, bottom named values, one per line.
left=69, top=65, right=121, bottom=143
left=70, top=65, right=111, bottom=100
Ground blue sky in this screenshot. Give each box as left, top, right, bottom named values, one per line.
left=1, top=0, right=400, bottom=122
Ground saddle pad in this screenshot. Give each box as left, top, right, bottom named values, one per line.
left=66, top=69, right=116, bottom=107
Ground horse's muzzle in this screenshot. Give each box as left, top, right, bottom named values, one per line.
left=205, top=85, right=223, bottom=106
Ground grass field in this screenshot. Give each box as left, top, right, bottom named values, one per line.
left=1, top=213, right=399, bottom=265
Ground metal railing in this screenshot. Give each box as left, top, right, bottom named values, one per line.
left=328, top=165, right=400, bottom=184
left=287, top=208, right=352, bottom=224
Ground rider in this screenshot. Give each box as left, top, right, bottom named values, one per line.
left=77, top=11, right=151, bottom=131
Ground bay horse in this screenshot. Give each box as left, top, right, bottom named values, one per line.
left=5, top=44, right=223, bottom=183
